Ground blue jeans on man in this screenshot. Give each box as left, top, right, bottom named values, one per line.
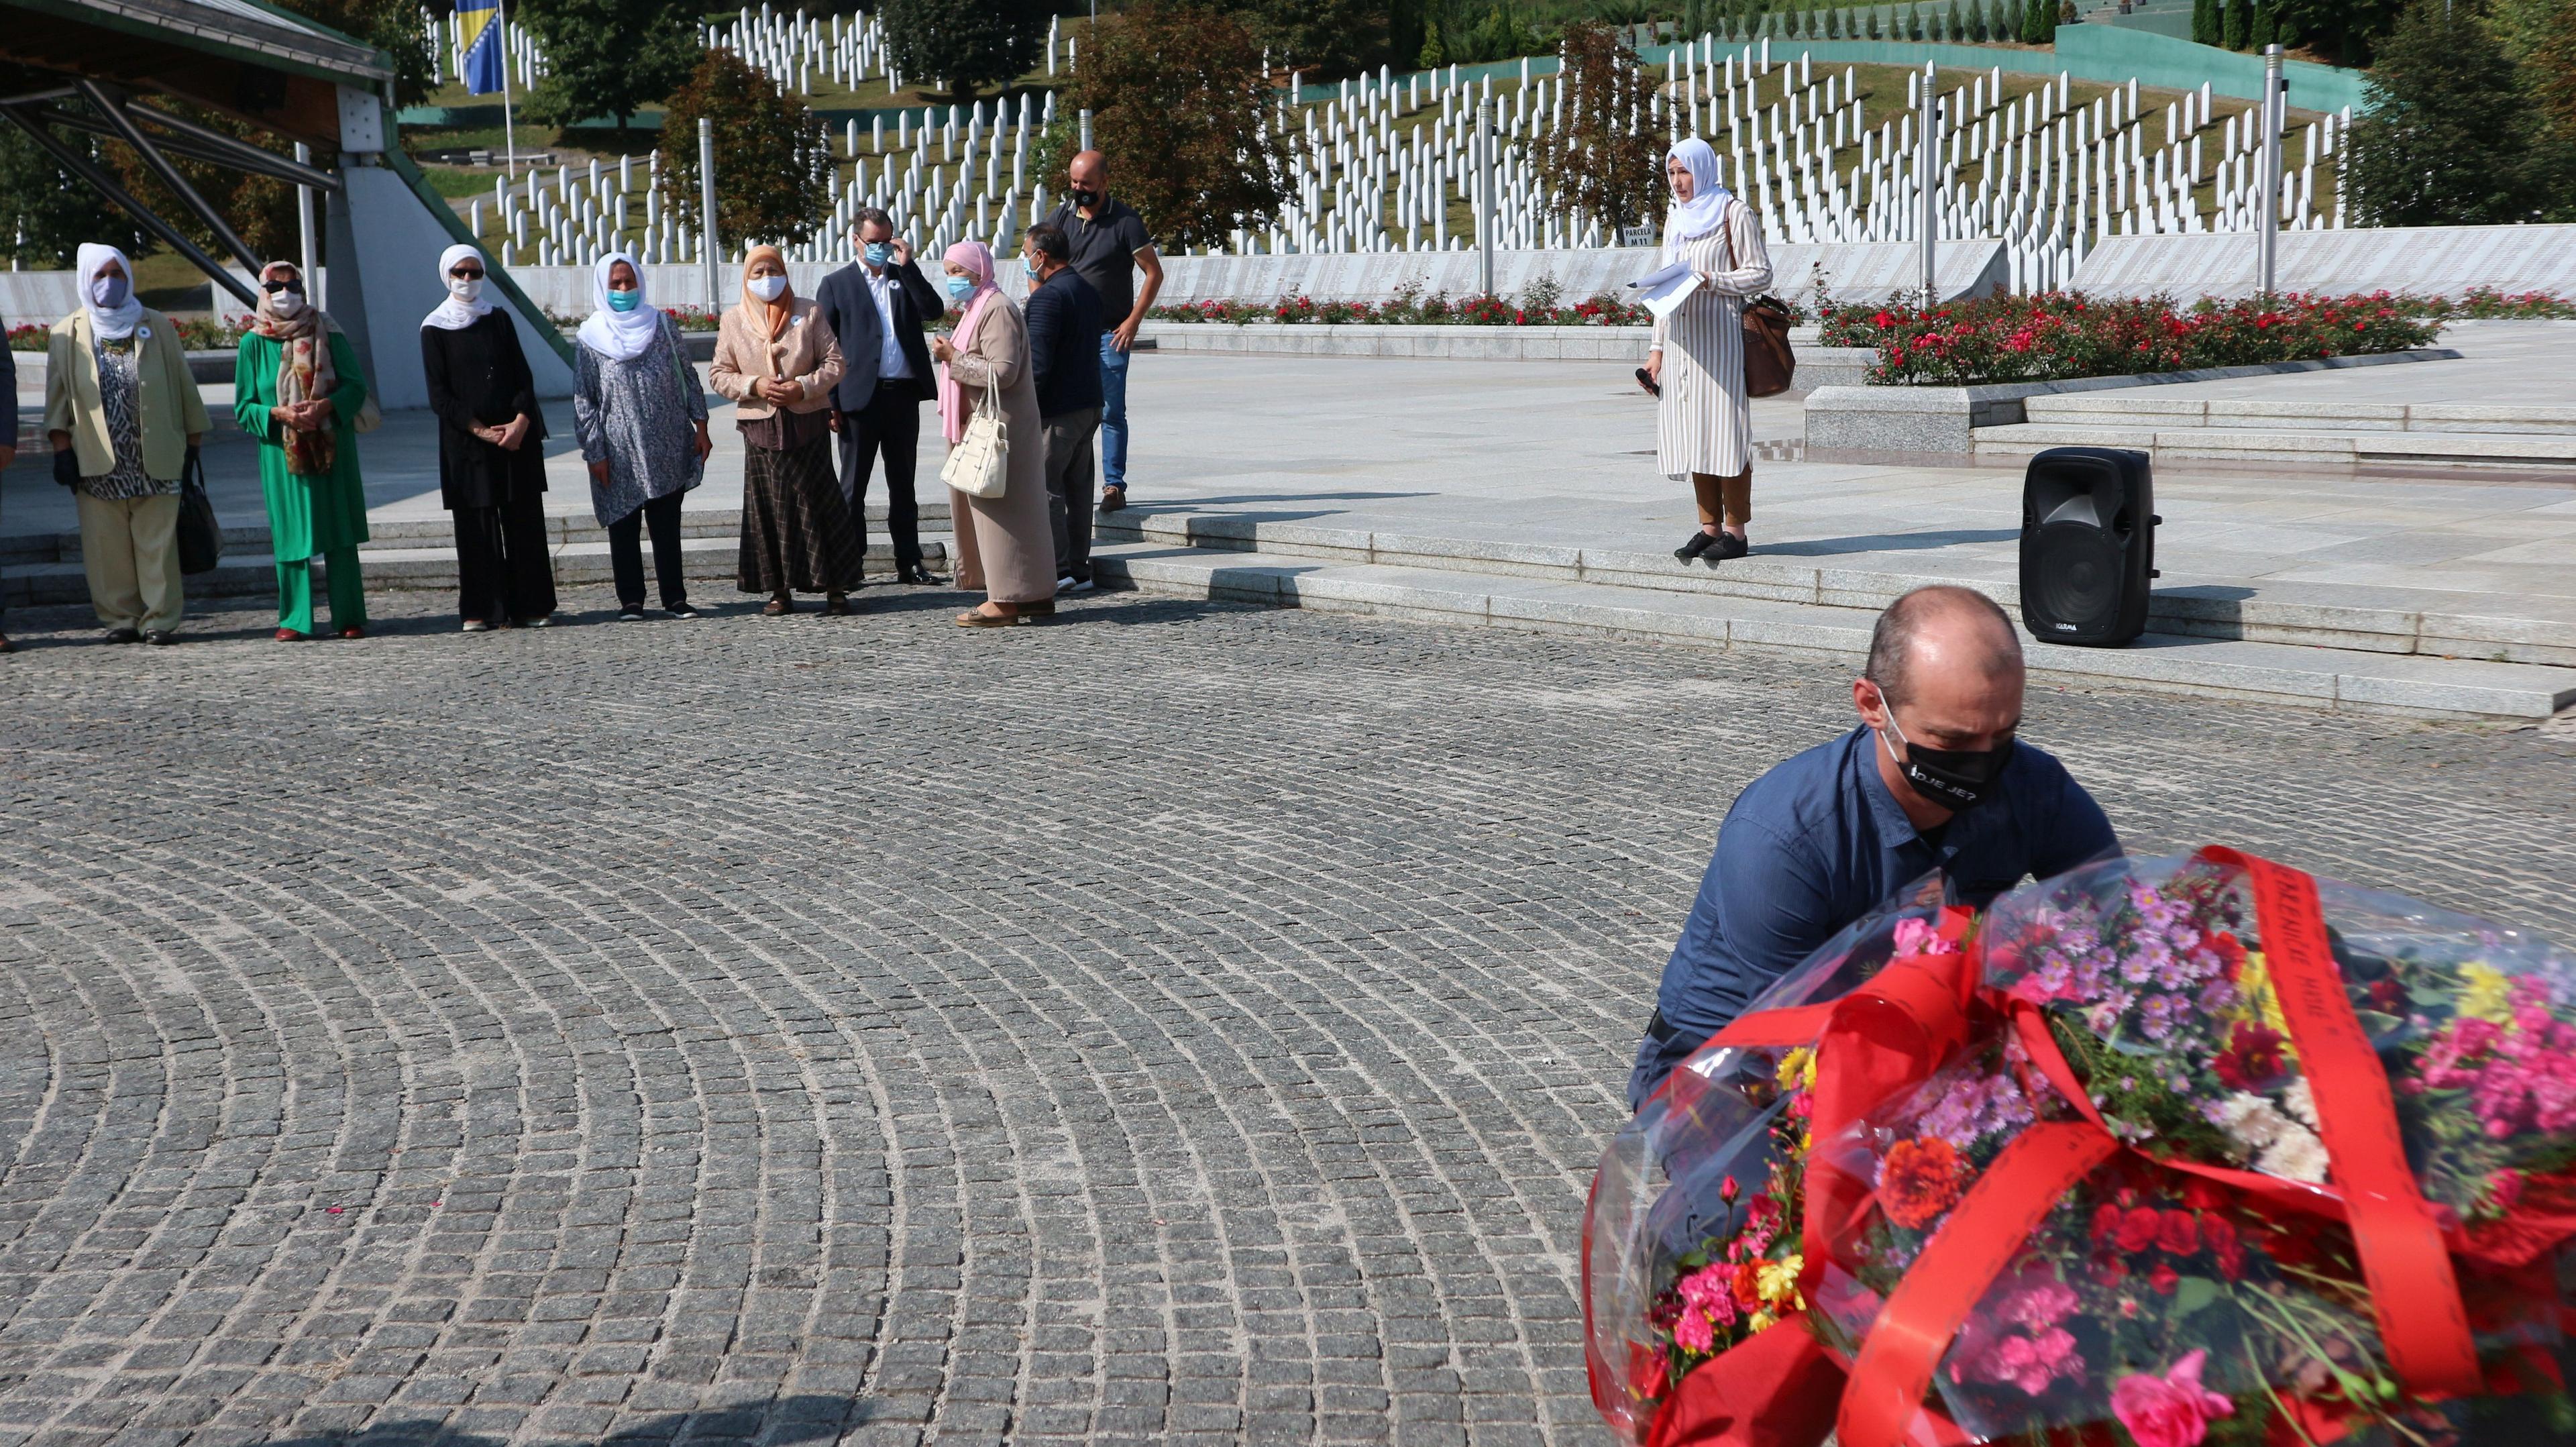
left=1097, top=331, right=1131, bottom=493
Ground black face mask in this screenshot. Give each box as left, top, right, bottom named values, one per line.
left=1070, top=186, right=1099, bottom=208
left=1879, top=708, right=2014, bottom=812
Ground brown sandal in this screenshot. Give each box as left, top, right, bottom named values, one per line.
left=955, top=605, right=1022, bottom=628
left=763, top=596, right=793, bottom=617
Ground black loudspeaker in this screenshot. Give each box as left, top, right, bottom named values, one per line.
left=2019, top=447, right=2159, bottom=647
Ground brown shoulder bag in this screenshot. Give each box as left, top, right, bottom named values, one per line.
left=1722, top=203, right=1797, bottom=398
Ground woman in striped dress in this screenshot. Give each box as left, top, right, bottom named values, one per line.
left=1646, top=137, right=1773, bottom=565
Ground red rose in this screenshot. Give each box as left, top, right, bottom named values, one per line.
left=2202, top=1216, right=2243, bottom=1281
left=1731, top=1259, right=1764, bottom=1311
left=2156, top=1210, right=2198, bottom=1256
left=2147, top=1262, right=2180, bottom=1295
left=2092, top=1203, right=2125, bottom=1242
left=2116, top=1207, right=2163, bottom=1254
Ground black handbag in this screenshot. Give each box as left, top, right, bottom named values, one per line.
left=175, top=445, right=223, bottom=575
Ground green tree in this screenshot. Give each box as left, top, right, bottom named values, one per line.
left=1907, top=2, right=1924, bottom=36
left=2530, top=0, right=2576, bottom=138
left=1538, top=19, right=1666, bottom=239
left=1232, top=0, right=1385, bottom=77
left=657, top=50, right=832, bottom=249
left=0, top=124, right=156, bottom=268
left=2345, top=0, right=2564, bottom=224
left=2271, top=0, right=2404, bottom=61
left=517, top=0, right=702, bottom=133
left=2192, top=0, right=2218, bottom=42
left=2222, top=0, right=2252, bottom=47
left=2025, top=0, right=2053, bottom=42
left=1059, top=1, right=1287, bottom=250
left=881, top=0, right=1046, bottom=105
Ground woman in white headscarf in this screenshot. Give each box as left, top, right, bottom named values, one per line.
left=573, top=252, right=709, bottom=622
left=43, top=242, right=211, bottom=644
left=235, top=259, right=371, bottom=641
left=421, top=242, right=555, bottom=631
left=1644, top=136, right=1772, bottom=565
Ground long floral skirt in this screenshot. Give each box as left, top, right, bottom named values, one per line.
left=737, top=433, right=863, bottom=594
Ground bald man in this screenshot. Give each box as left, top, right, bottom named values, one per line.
left=1042, top=150, right=1162, bottom=512
left=1629, top=585, right=2118, bottom=1108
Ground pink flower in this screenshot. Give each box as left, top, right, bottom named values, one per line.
left=1999, top=1275, right=2078, bottom=1331
left=2110, top=1350, right=2235, bottom=1447
left=1980, top=1328, right=2082, bottom=1395
left=1672, top=1307, right=1715, bottom=1354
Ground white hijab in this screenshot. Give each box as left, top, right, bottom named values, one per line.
left=421, top=243, right=496, bottom=331
left=1663, top=138, right=1736, bottom=246
left=576, top=251, right=661, bottom=362
left=76, top=242, right=145, bottom=341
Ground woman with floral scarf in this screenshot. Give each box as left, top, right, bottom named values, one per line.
left=234, top=260, right=371, bottom=640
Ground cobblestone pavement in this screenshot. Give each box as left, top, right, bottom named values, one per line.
left=3, top=587, right=2571, bottom=1447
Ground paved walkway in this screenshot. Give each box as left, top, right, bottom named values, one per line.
left=2, top=584, right=2571, bottom=1446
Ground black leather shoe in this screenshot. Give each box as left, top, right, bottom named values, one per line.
left=900, top=564, right=948, bottom=586
left=144, top=629, right=177, bottom=646
left=1674, top=531, right=1720, bottom=561
left=105, top=627, right=142, bottom=644
left=1706, top=533, right=1750, bottom=564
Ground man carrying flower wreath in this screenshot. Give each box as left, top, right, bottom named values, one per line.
left=1628, top=586, right=2122, bottom=1108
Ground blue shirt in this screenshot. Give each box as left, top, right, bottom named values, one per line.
left=1637, top=725, right=2117, bottom=1102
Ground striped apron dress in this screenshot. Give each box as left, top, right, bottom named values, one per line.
left=1654, top=200, right=1775, bottom=480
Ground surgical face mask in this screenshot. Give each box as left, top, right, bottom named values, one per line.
left=90, top=274, right=130, bottom=308
left=269, top=287, right=307, bottom=316
left=1877, top=704, right=2015, bottom=813
left=943, top=274, right=977, bottom=303
left=606, top=288, right=641, bottom=313
left=863, top=241, right=893, bottom=268
left=747, top=274, right=787, bottom=303
left=447, top=274, right=484, bottom=303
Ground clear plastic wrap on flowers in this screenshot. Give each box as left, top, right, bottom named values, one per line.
left=1811, top=1033, right=2572, bottom=1447
left=1981, top=853, right=2576, bottom=1264
left=1584, top=875, right=1958, bottom=1445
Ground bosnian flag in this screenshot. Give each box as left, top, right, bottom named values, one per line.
left=458, top=0, right=506, bottom=95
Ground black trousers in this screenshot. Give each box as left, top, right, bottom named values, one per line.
left=608, top=492, right=688, bottom=610
left=453, top=488, right=557, bottom=624
left=836, top=385, right=924, bottom=572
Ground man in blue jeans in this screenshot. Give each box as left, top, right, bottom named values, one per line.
left=1044, top=150, right=1163, bottom=512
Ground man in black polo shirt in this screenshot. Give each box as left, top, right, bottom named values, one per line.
left=1043, top=150, right=1163, bottom=513
left=1022, top=223, right=1106, bottom=591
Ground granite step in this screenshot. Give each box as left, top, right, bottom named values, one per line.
left=1973, top=421, right=2576, bottom=469
left=1, top=502, right=955, bottom=566
left=2017, top=394, right=2576, bottom=437
left=1091, top=510, right=2576, bottom=669
left=1, top=533, right=951, bottom=606
left=1089, top=542, right=2576, bottom=720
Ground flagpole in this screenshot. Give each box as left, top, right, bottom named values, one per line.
left=496, top=0, right=518, bottom=179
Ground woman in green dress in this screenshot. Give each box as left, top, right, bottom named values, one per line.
left=234, top=259, right=371, bottom=640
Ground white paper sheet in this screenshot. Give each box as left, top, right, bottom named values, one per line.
left=1627, top=260, right=1701, bottom=320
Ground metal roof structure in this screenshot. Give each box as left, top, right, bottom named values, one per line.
left=1, top=0, right=390, bottom=144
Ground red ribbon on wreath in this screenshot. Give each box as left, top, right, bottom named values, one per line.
left=1629, top=848, right=2500, bottom=1447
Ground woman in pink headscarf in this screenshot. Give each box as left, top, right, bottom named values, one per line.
left=928, top=239, right=1057, bottom=627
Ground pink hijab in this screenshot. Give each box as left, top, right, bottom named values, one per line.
left=936, top=240, right=1002, bottom=445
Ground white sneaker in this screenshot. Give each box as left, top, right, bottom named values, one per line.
left=1058, top=576, right=1078, bottom=590
left=1065, top=578, right=1097, bottom=594
left=462, top=619, right=490, bottom=633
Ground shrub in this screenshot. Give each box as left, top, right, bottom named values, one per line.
left=1060, top=1, right=1288, bottom=252
left=657, top=50, right=833, bottom=250
left=1823, top=291, right=2443, bottom=384
left=9, top=323, right=50, bottom=352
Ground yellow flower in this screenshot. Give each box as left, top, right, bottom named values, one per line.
left=1757, top=1254, right=1806, bottom=1311
left=1776, top=1047, right=1813, bottom=1095
left=2457, top=963, right=2514, bottom=1025
left=2238, top=950, right=2293, bottom=1041
left=1747, top=1310, right=1776, bottom=1334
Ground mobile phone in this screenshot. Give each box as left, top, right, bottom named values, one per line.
left=1635, top=366, right=1661, bottom=397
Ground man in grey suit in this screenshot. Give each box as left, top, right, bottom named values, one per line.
left=814, top=208, right=947, bottom=585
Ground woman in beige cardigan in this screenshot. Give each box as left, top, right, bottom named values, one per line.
left=709, top=246, right=859, bottom=614
left=928, top=241, right=1057, bottom=628
left=45, top=243, right=211, bottom=644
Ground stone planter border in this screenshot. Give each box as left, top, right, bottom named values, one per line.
left=1803, top=348, right=2467, bottom=453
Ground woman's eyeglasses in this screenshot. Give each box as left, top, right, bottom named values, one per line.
left=260, top=278, right=304, bottom=294
left=450, top=267, right=486, bottom=280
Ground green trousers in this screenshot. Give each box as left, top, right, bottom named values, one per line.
left=277, top=547, right=366, bottom=635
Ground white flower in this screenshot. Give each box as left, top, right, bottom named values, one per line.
left=2280, top=1077, right=2320, bottom=1132
left=2255, top=1120, right=2330, bottom=1184
left=2210, top=1091, right=2289, bottom=1153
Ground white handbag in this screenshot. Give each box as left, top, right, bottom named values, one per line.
left=940, top=378, right=1009, bottom=499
